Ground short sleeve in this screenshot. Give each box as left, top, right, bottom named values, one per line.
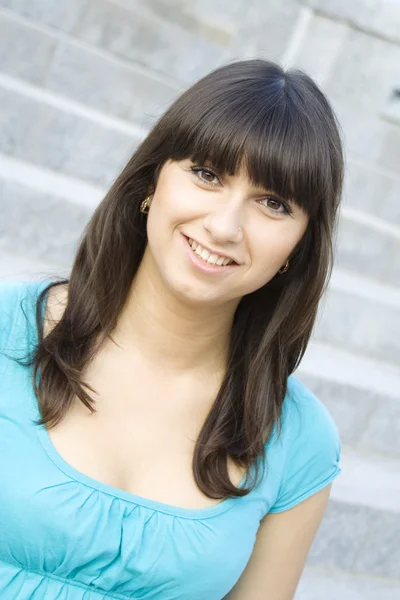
left=0, top=280, right=26, bottom=346
left=0, top=279, right=44, bottom=375
left=268, top=378, right=342, bottom=513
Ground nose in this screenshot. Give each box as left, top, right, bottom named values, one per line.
left=203, top=202, right=244, bottom=244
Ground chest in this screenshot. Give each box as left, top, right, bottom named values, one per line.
left=45, top=352, right=245, bottom=510
left=0, top=360, right=270, bottom=600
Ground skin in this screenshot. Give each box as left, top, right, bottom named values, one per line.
left=111, top=157, right=309, bottom=375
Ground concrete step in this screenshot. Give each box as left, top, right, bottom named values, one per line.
left=0, top=0, right=227, bottom=86
left=313, top=269, right=400, bottom=367
left=296, top=341, right=400, bottom=459
left=297, top=369, right=400, bottom=461
left=109, top=0, right=237, bottom=41
left=1, top=153, right=399, bottom=367
left=0, top=6, right=181, bottom=128
left=297, top=339, right=400, bottom=401
left=310, top=446, right=400, bottom=581
left=296, top=565, right=400, bottom=600
left=0, top=75, right=143, bottom=188
left=333, top=446, right=400, bottom=515
left=304, top=0, right=400, bottom=46
left=343, top=158, right=400, bottom=229
left=335, top=206, right=400, bottom=288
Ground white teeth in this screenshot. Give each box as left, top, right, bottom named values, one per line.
left=188, top=238, right=234, bottom=267
left=207, top=254, right=218, bottom=265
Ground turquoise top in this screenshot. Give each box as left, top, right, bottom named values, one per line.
left=0, top=279, right=342, bottom=600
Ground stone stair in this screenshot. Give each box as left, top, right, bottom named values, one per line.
left=1, top=1, right=399, bottom=597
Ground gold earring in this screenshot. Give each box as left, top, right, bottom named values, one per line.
left=278, top=260, right=289, bottom=274
left=140, top=196, right=151, bottom=214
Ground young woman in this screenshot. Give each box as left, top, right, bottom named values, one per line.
left=0, top=59, right=344, bottom=599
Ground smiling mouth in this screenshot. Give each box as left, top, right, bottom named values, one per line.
left=186, top=237, right=236, bottom=266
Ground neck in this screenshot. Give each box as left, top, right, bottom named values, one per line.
left=111, top=251, right=239, bottom=375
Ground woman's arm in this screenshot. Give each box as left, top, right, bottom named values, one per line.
left=223, top=484, right=332, bottom=600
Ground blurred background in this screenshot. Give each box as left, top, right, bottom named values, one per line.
left=0, top=0, right=399, bottom=598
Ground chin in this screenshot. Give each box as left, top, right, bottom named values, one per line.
left=161, top=270, right=223, bottom=306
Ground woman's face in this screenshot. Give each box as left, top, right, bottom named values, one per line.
left=144, top=158, right=309, bottom=306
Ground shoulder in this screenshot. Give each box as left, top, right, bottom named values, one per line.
left=267, top=374, right=342, bottom=514
left=0, top=279, right=29, bottom=307
left=0, top=278, right=59, bottom=348
left=0, top=280, right=45, bottom=370
left=282, top=374, right=340, bottom=442
left=0, top=279, right=36, bottom=336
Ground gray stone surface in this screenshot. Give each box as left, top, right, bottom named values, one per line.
left=0, top=14, right=57, bottom=84
left=335, top=217, right=400, bottom=287
left=296, top=372, right=400, bottom=459
left=183, top=0, right=244, bottom=35
left=378, top=122, right=400, bottom=175
left=46, top=40, right=179, bottom=128
left=333, top=102, right=400, bottom=179
left=74, top=0, right=228, bottom=84
left=304, top=0, right=400, bottom=43
left=353, top=508, right=400, bottom=579
left=314, top=287, right=400, bottom=365
left=0, top=87, right=139, bottom=187
left=382, top=87, right=400, bottom=127
left=296, top=566, right=400, bottom=600
left=0, top=180, right=91, bottom=265
left=334, top=105, right=386, bottom=166
left=0, top=11, right=179, bottom=128
left=358, top=396, right=400, bottom=458
left=308, top=500, right=374, bottom=572
left=0, top=0, right=86, bottom=33
left=342, top=161, right=400, bottom=227
left=0, top=87, right=42, bottom=157
left=283, top=12, right=350, bottom=85
left=308, top=499, right=400, bottom=578
left=113, top=0, right=249, bottom=41
left=323, top=29, right=400, bottom=113
left=229, top=0, right=303, bottom=62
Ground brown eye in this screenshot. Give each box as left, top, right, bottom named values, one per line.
left=190, top=166, right=220, bottom=187
left=259, top=197, right=291, bottom=216
left=268, top=199, right=281, bottom=210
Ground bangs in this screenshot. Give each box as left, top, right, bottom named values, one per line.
left=166, top=81, right=335, bottom=218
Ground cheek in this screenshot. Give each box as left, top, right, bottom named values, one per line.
left=152, top=184, right=199, bottom=230
left=246, top=232, right=301, bottom=285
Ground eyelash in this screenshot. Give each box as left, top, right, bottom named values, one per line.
left=189, top=166, right=292, bottom=216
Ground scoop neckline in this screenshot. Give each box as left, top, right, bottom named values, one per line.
left=31, top=279, right=247, bottom=520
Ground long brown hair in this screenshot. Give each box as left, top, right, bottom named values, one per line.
left=27, top=59, right=344, bottom=500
